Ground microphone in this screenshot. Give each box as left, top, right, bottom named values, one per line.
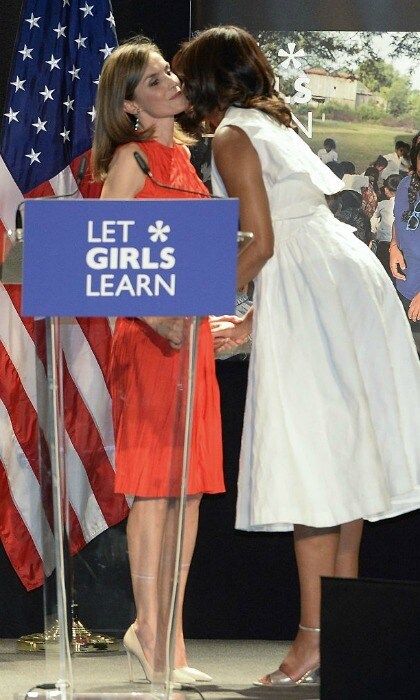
left=13, top=156, right=88, bottom=241
left=133, top=150, right=219, bottom=199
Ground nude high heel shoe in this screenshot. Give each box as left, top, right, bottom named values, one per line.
left=254, top=623, right=321, bottom=687
left=123, top=624, right=192, bottom=685
left=123, top=624, right=153, bottom=683
left=175, top=666, right=212, bottom=682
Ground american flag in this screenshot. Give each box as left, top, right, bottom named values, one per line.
left=0, top=0, right=128, bottom=591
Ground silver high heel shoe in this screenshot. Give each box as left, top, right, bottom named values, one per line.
left=254, top=623, right=321, bottom=687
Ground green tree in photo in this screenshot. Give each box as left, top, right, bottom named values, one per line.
left=385, top=76, right=411, bottom=116
left=357, top=58, right=396, bottom=93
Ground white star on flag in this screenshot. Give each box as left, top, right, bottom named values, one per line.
left=87, top=105, right=96, bottom=121
left=60, top=128, right=70, bottom=142
left=106, top=12, right=116, bottom=27
left=46, top=55, right=61, bottom=71
left=93, top=75, right=101, bottom=85
left=99, top=43, right=114, bottom=58
left=69, top=65, right=81, bottom=80
left=10, top=76, right=26, bottom=92
left=25, top=148, right=41, bottom=164
left=53, top=23, right=67, bottom=38
left=18, top=45, right=34, bottom=60
left=63, top=0, right=70, bottom=5
left=4, top=108, right=19, bottom=123
left=277, top=42, right=305, bottom=70
left=32, top=117, right=47, bottom=133
left=75, top=33, right=87, bottom=49
left=63, top=95, right=75, bottom=111
left=25, top=13, right=41, bottom=29
left=39, top=85, right=55, bottom=101
left=80, top=3, right=94, bottom=18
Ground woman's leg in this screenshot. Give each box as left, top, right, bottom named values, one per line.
left=335, top=519, right=364, bottom=578
left=126, top=497, right=169, bottom=667
left=273, top=524, right=340, bottom=681
left=158, top=494, right=202, bottom=668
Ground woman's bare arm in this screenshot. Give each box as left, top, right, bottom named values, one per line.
left=213, top=125, right=274, bottom=288
left=100, top=143, right=147, bottom=199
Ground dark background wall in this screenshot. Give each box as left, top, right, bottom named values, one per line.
left=1, top=0, right=419, bottom=640
left=192, top=0, right=419, bottom=31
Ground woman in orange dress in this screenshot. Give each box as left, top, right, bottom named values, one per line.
left=92, top=38, right=224, bottom=684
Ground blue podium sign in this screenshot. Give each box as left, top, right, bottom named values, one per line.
left=22, top=198, right=239, bottom=317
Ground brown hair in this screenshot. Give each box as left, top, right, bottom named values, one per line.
left=92, top=37, right=192, bottom=180
left=172, top=26, right=292, bottom=130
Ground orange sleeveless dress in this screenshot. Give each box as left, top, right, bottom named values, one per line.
left=110, top=140, right=225, bottom=497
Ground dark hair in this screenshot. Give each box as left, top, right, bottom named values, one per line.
left=340, top=161, right=356, bottom=175
left=326, top=161, right=342, bottom=177
left=395, top=140, right=406, bottom=150
left=364, top=166, right=379, bottom=193
left=324, top=138, right=336, bottom=150
left=403, top=142, right=420, bottom=221
left=383, top=174, right=401, bottom=193
left=172, top=25, right=292, bottom=129
left=372, top=155, right=388, bottom=169
left=364, top=166, right=379, bottom=180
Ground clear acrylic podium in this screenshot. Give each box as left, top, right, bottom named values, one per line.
left=1, top=198, right=239, bottom=699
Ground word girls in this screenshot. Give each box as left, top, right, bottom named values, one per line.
left=85, top=219, right=176, bottom=297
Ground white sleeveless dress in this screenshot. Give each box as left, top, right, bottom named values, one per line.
left=212, top=106, right=420, bottom=531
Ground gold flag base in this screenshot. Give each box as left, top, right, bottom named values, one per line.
left=17, top=618, right=120, bottom=653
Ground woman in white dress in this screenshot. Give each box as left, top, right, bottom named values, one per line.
left=173, top=26, right=420, bottom=686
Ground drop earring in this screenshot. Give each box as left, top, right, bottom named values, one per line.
left=134, top=109, right=141, bottom=131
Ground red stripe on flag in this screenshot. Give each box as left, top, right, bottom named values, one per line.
left=68, top=504, right=87, bottom=556
left=0, top=340, right=41, bottom=481
left=0, top=460, right=44, bottom=591
left=62, top=357, right=128, bottom=526
left=76, top=318, right=113, bottom=393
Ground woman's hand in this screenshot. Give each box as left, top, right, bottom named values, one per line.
left=389, top=245, right=406, bottom=280
left=210, top=314, right=252, bottom=353
left=143, top=316, right=184, bottom=349
left=408, top=292, right=420, bottom=322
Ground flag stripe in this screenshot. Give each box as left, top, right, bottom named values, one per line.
left=62, top=355, right=128, bottom=526
left=0, top=400, right=55, bottom=575
left=0, top=460, right=45, bottom=591
left=61, top=319, right=115, bottom=465
left=64, top=432, right=109, bottom=543
left=0, top=156, right=23, bottom=229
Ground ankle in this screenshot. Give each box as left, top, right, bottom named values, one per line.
left=299, top=623, right=321, bottom=633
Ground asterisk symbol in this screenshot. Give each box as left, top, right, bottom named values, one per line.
left=277, top=42, right=305, bottom=70
left=148, top=220, right=171, bottom=243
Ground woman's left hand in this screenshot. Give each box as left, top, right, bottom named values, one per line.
left=408, top=292, right=420, bottom=322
